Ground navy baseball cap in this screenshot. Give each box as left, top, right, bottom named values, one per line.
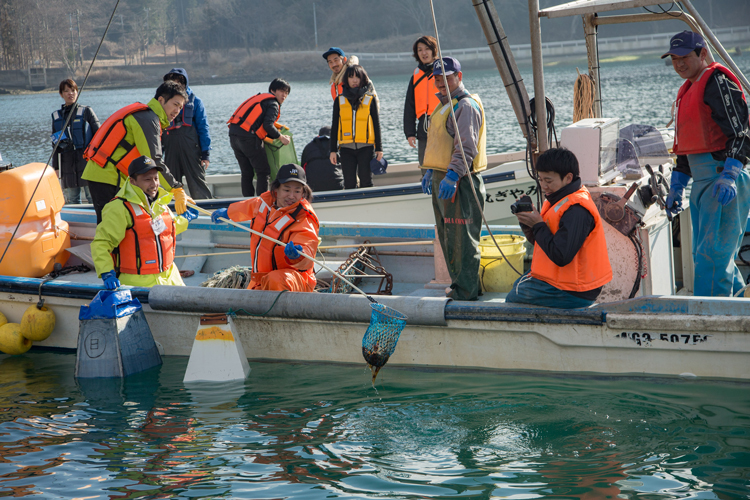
left=433, top=57, right=461, bottom=76
left=276, top=164, right=307, bottom=186
left=370, top=157, right=388, bottom=176
left=661, top=31, right=706, bottom=59
left=323, top=47, right=345, bottom=60
left=128, top=156, right=163, bottom=178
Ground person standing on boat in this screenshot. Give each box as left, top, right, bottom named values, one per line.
left=228, top=78, right=292, bottom=197
left=507, top=148, right=612, bottom=309
left=302, top=126, right=344, bottom=192
left=663, top=31, right=750, bottom=296
left=404, top=36, right=440, bottom=168
left=210, top=164, right=320, bottom=292
left=51, top=79, right=100, bottom=205
left=91, top=156, right=199, bottom=290
left=329, top=65, right=383, bottom=189
left=421, top=57, right=487, bottom=301
left=323, top=47, right=355, bottom=100
left=162, top=69, right=213, bottom=200
left=82, top=81, right=191, bottom=224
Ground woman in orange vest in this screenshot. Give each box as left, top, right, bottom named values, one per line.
left=210, top=164, right=319, bottom=292
left=403, top=35, right=440, bottom=167
left=507, top=148, right=612, bottom=309
left=329, top=65, right=383, bottom=190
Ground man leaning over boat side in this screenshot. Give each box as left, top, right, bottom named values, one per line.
left=81, top=81, right=192, bottom=224
left=91, top=156, right=199, bottom=290
left=507, top=148, right=612, bottom=309
left=662, top=31, right=750, bottom=297
left=421, top=56, right=487, bottom=301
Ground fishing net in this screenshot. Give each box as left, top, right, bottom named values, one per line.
left=361, top=302, right=407, bottom=381
left=200, top=266, right=252, bottom=289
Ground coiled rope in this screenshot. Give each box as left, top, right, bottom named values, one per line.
left=573, top=68, right=596, bottom=122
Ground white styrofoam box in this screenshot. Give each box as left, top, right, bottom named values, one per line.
left=560, top=118, right=619, bottom=186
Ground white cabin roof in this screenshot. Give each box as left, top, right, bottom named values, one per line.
left=539, top=0, right=681, bottom=19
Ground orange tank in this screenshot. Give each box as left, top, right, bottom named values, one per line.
left=0, top=163, right=70, bottom=277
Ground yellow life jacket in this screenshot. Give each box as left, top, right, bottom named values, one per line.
left=422, top=93, right=487, bottom=173
left=337, top=93, right=375, bottom=146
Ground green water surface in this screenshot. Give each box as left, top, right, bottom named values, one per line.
left=0, top=353, right=749, bottom=499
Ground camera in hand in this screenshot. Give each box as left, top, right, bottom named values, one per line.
left=510, top=195, right=534, bottom=214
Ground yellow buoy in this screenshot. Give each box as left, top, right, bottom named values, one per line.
left=20, top=305, right=56, bottom=342
left=0, top=311, right=7, bottom=328
left=0, top=323, right=33, bottom=355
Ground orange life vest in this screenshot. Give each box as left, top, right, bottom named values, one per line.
left=413, top=68, right=440, bottom=119
left=84, top=103, right=151, bottom=177
left=227, top=93, right=279, bottom=140
left=331, top=82, right=344, bottom=100
left=113, top=199, right=176, bottom=275
left=673, top=62, right=746, bottom=155
left=529, top=187, right=612, bottom=292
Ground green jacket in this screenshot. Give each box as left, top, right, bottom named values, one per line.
left=91, top=181, right=189, bottom=287
left=81, top=98, right=182, bottom=190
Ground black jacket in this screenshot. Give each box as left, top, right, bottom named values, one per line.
left=302, top=136, right=344, bottom=192
left=522, top=178, right=602, bottom=299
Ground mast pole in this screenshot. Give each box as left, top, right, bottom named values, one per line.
left=583, top=13, right=602, bottom=118
left=528, top=0, right=548, bottom=152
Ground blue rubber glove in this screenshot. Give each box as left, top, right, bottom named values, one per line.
left=101, top=270, right=120, bottom=290
left=421, top=169, right=433, bottom=195
left=179, top=207, right=199, bottom=222
left=438, top=169, right=460, bottom=200
left=666, top=171, right=691, bottom=217
left=712, top=157, right=744, bottom=206
left=211, top=207, right=228, bottom=224
left=284, top=241, right=303, bottom=260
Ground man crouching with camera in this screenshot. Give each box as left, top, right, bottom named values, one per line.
left=507, top=148, right=612, bottom=309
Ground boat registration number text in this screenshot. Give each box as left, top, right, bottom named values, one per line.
left=617, top=332, right=710, bottom=346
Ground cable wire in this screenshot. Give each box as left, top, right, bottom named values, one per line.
left=0, top=0, right=122, bottom=269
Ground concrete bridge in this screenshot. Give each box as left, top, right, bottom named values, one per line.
left=358, top=26, right=750, bottom=64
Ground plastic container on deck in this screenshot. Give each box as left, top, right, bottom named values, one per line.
left=0, top=163, right=70, bottom=277
left=478, top=234, right=526, bottom=293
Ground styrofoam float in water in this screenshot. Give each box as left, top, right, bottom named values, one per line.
left=183, top=314, right=250, bottom=383
left=75, top=290, right=162, bottom=378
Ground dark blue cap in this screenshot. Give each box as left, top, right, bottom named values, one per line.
left=433, top=57, right=461, bottom=76
left=661, top=31, right=706, bottom=59
left=370, top=157, right=388, bottom=176
left=323, top=47, right=345, bottom=60
left=276, top=163, right=307, bottom=186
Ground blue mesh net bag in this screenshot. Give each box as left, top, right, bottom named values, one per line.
left=361, top=302, right=407, bottom=381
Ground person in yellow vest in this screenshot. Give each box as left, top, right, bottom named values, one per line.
left=507, top=148, right=612, bottom=308
left=404, top=35, right=440, bottom=167
left=329, top=65, right=383, bottom=189
left=91, top=156, right=198, bottom=290
left=421, top=57, right=487, bottom=301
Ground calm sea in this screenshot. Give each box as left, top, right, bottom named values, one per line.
left=1, top=353, right=749, bottom=499
left=2, top=56, right=748, bottom=174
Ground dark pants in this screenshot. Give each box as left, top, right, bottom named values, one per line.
left=163, top=126, right=212, bottom=200
left=88, top=180, right=120, bottom=224
left=432, top=170, right=485, bottom=301
left=230, top=134, right=271, bottom=197
left=340, top=146, right=374, bottom=189
left=505, top=274, right=596, bottom=309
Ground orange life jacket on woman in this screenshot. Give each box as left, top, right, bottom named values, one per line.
left=113, top=199, right=176, bottom=275
left=84, top=103, right=150, bottom=176
left=673, top=62, right=746, bottom=155
left=227, top=191, right=320, bottom=288
left=227, top=93, right=280, bottom=140
left=413, top=67, right=440, bottom=119
left=529, top=187, right=612, bottom=292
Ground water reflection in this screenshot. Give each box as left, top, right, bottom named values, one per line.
left=0, top=354, right=748, bottom=498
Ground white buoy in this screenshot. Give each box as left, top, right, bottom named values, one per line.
left=183, top=314, right=250, bottom=383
